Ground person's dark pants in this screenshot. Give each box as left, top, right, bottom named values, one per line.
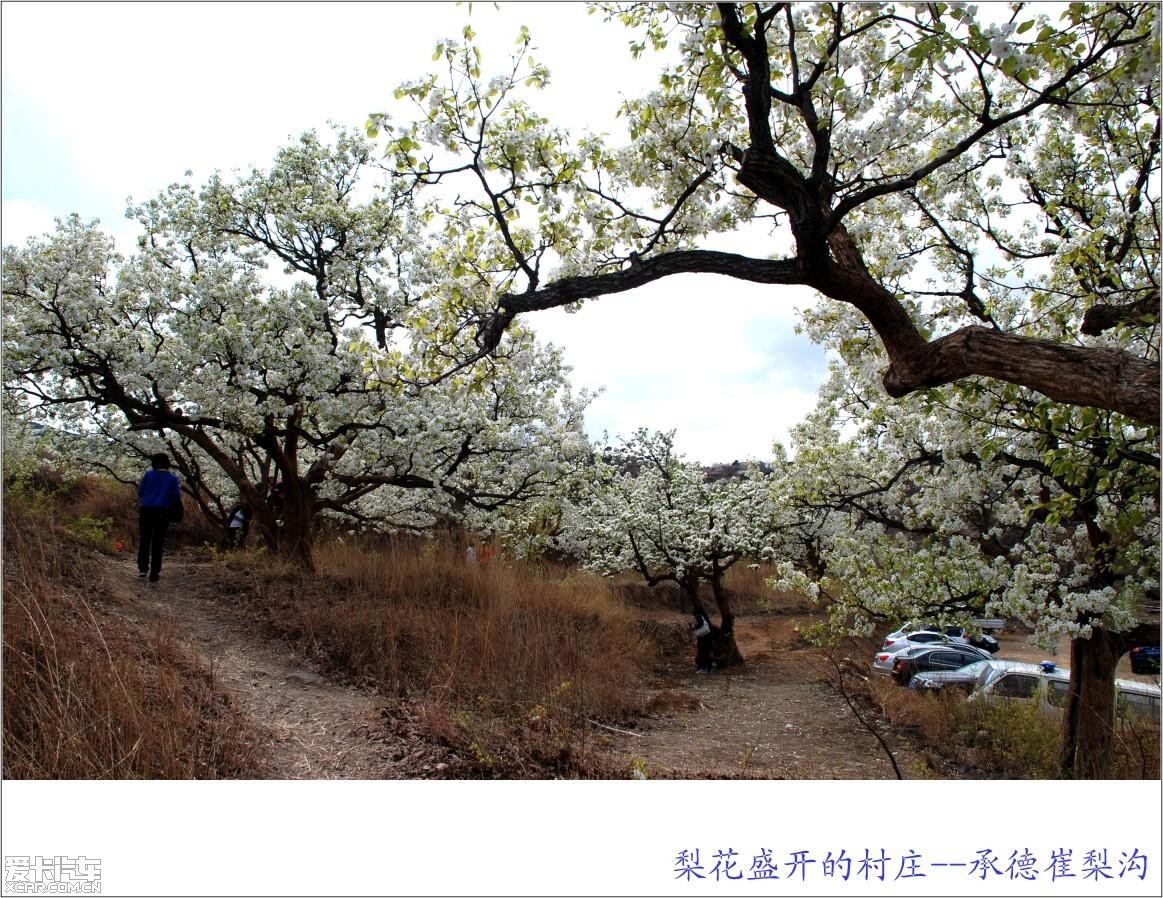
left=138, top=507, right=171, bottom=581
left=695, top=633, right=713, bottom=671
left=224, top=523, right=249, bottom=548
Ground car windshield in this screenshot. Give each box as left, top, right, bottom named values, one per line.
left=926, top=659, right=987, bottom=678
left=960, top=661, right=991, bottom=684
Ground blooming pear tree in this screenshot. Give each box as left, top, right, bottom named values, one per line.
left=314, top=334, right=593, bottom=534
left=374, top=2, right=1158, bottom=421
left=565, top=429, right=785, bottom=666
left=769, top=301, right=1159, bottom=777
left=2, top=131, right=590, bottom=566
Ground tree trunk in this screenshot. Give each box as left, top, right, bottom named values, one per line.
left=708, top=572, right=745, bottom=668
left=1058, top=621, right=1161, bottom=778
left=251, top=505, right=280, bottom=555
left=273, top=479, right=315, bottom=569
left=1058, top=628, right=1119, bottom=779
left=684, top=574, right=706, bottom=620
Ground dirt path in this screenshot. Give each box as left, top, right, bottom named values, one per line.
left=608, top=615, right=935, bottom=779
left=106, top=553, right=414, bottom=779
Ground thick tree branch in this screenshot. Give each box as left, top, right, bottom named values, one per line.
left=503, top=249, right=801, bottom=313
left=472, top=240, right=1160, bottom=425
left=476, top=249, right=801, bottom=351
left=882, top=326, right=1159, bottom=425
left=1080, top=290, right=1160, bottom=336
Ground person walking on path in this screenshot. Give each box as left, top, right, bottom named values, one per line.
left=137, top=452, right=183, bottom=584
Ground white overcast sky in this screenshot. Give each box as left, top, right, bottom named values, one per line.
left=2, top=1, right=827, bottom=464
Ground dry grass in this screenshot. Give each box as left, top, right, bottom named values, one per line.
left=57, top=474, right=140, bottom=549
left=2, top=488, right=262, bottom=779
left=220, top=537, right=650, bottom=776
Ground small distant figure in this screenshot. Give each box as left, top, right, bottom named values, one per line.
left=692, top=609, right=713, bottom=674
left=137, top=452, right=182, bottom=585
left=465, top=543, right=479, bottom=566
left=224, top=503, right=252, bottom=548
left=479, top=544, right=494, bottom=567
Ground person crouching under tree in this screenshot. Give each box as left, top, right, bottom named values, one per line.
left=224, top=503, right=252, bottom=548
left=693, top=609, right=714, bottom=674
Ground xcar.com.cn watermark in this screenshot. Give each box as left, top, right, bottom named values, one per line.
left=3, top=857, right=101, bottom=894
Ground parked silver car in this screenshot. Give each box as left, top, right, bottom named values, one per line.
left=889, top=643, right=994, bottom=686
left=872, top=644, right=916, bottom=675
left=910, top=660, right=1161, bottom=723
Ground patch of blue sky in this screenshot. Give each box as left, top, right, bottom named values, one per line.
left=738, top=323, right=829, bottom=390
left=1, top=88, right=72, bottom=203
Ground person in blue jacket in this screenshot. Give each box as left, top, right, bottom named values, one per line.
left=137, top=452, right=182, bottom=584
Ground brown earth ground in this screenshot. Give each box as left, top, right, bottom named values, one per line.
left=600, top=612, right=1158, bottom=780
left=601, top=613, right=947, bottom=779
left=107, top=552, right=1156, bottom=779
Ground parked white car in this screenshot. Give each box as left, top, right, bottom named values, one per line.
left=886, top=621, right=1000, bottom=654
left=872, top=629, right=967, bottom=674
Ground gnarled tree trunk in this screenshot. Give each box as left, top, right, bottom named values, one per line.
left=276, top=479, right=316, bottom=570
left=1058, top=621, right=1159, bottom=778
left=708, top=570, right=744, bottom=668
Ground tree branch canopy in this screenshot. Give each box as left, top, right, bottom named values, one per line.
left=3, top=132, right=594, bottom=567
left=391, top=2, right=1158, bottom=425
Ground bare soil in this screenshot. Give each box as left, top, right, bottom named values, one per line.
left=601, top=614, right=948, bottom=779
left=114, top=552, right=933, bottom=779
left=603, top=615, right=1156, bottom=779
